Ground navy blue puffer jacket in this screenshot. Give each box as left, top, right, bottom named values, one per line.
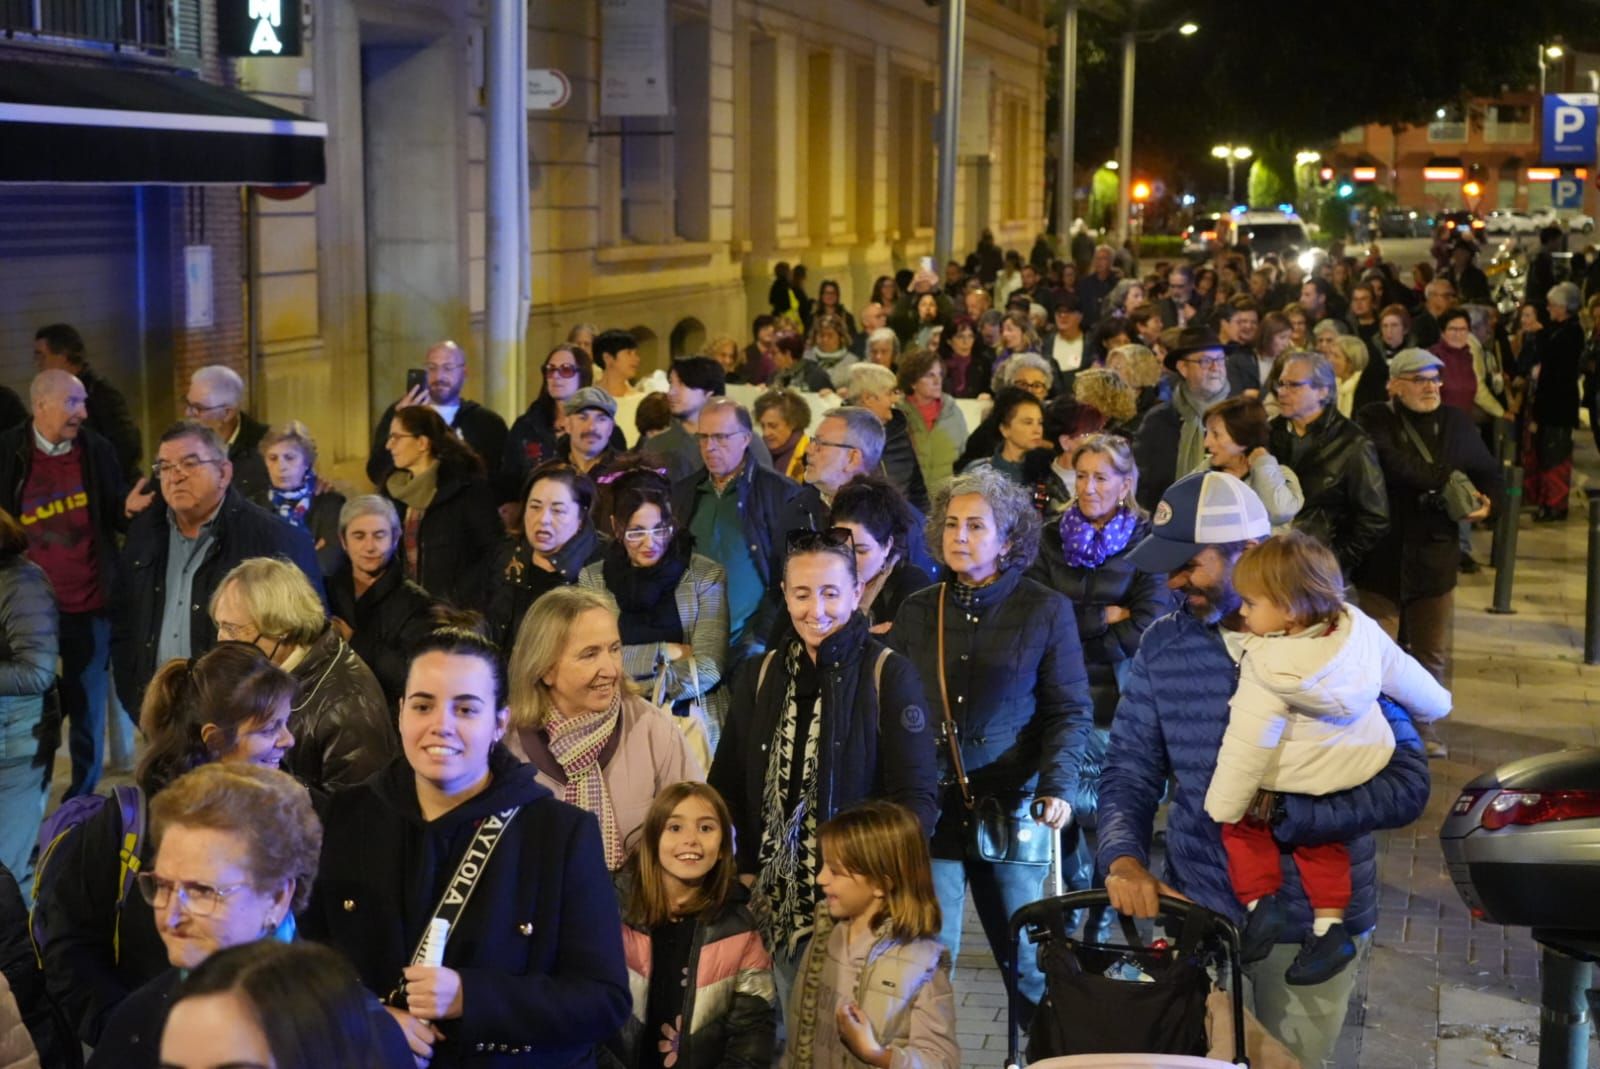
left=1096, top=607, right=1431, bottom=937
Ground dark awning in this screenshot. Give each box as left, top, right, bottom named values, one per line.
left=0, top=59, right=325, bottom=185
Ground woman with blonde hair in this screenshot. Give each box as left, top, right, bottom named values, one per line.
left=1071, top=368, right=1139, bottom=433
left=507, top=585, right=702, bottom=868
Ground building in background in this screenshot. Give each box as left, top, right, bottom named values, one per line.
left=0, top=0, right=1049, bottom=482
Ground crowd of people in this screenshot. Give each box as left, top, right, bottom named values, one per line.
left=0, top=219, right=1582, bottom=1065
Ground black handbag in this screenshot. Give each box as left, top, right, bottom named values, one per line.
left=1395, top=404, right=1482, bottom=522
left=932, top=585, right=1054, bottom=867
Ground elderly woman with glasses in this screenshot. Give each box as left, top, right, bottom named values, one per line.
left=87, top=763, right=330, bottom=1068
left=34, top=643, right=298, bottom=1048
left=708, top=527, right=937, bottom=1002
left=951, top=354, right=1056, bottom=477
left=578, top=467, right=731, bottom=746
left=1267, top=350, right=1390, bottom=579
left=258, top=421, right=346, bottom=578
left=887, top=466, right=1092, bottom=1024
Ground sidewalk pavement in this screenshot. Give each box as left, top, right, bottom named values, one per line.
left=954, top=439, right=1600, bottom=1069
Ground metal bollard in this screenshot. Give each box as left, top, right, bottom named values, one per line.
left=1489, top=465, right=1523, bottom=615
left=1538, top=942, right=1594, bottom=1069
left=1492, top=459, right=1515, bottom=570
left=1587, top=494, right=1600, bottom=665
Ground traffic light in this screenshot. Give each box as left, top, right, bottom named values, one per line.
left=1337, top=183, right=1354, bottom=198
left=1463, top=180, right=1483, bottom=198
left=1318, top=166, right=1334, bottom=183
left=1132, top=180, right=1152, bottom=202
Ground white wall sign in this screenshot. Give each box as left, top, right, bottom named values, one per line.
left=599, top=0, right=670, bottom=118
left=527, top=68, right=572, bottom=111
left=959, top=58, right=992, bottom=158
left=184, top=245, right=214, bottom=329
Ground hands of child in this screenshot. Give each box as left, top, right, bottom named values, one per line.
left=1103, top=605, right=1131, bottom=626
left=402, top=964, right=465, bottom=1021
left=836, top=1000, right=891, bottom=1068
left=383, top=1004, right=441, bottom=1065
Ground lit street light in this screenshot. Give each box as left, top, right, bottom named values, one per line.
left=1541, top=40, right=1565, bottom=95
left=1115, top=17, right=1200, bottom=246
left=1211, top=143, right=1252, bottom=205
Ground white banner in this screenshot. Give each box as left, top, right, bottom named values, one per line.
left=599, top=0, right=670, bottom=118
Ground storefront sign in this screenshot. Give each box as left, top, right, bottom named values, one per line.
left=600, top=0, right=669, bottom=117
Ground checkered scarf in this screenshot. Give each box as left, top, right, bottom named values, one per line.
left=546, top=691, right=624, bottom=869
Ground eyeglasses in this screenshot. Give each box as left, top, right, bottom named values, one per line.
left=786, top=527, right=855, bottom=554
left=694, top=430, right=748, bottom=446
left=1397, top=374, right=1443, bottom=386
left=1275, top=378, right=1315, bottom=392
left=151, top=456, right=223, bottom=480
left=425, top=362, right=465, bottom=374
left=622, top=523, right=673, bottom=545
left=182, top=398, right=229, bottom=416
left=136, top=873, right=247, bottom=917
left=543, top=364, right=581, bottom=379
left=1181, top=355, right=1228, bottom=369
left=809, top=438, right=857, bottom=453
left=385, top=432, right=421, bottom=443
left=1013, top=379, right=1050, bottom=396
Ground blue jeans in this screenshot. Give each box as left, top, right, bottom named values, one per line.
left=932, top=856, right=1047, bottom=1014
left=60, top=612, right=111, bottom=799
left=0, top=756, right=47, bottom=884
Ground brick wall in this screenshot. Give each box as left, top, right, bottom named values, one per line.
left=166, top=185, right=248, bottom=405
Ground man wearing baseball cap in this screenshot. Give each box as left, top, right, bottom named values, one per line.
left=1095, top=470, right=1431, bottom=1066
left=1353, top=348, right=1499, bottom=741
left=1131, top=327, right=1233, bottom=513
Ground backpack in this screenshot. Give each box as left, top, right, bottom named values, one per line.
left=29, top=785, right=146, bottom=961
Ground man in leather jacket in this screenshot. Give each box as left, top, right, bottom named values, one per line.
left=1267, top=352, right=1389, bottom=579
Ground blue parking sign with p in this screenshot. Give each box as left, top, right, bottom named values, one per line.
left=1553, top=177, right=1584, bottom=210
left=1543, top=93, right=1599, bottom=164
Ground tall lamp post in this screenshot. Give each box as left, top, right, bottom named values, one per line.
left=1541, top=42, right=1565, bottom=96
left=1056, top=0, right=1080, bottom=237
left=1211, top=144, right=1252, bottom=206
left=1115, top=18, right=1198, bottom=247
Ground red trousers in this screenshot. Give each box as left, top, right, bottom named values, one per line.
left=1221, top=818, right=1351, bottom=913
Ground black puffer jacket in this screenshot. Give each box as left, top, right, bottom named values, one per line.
left=327, top=559, right=439, bottom=710
left=112, top=487, right=323, bottom=711
left=1355, top=400, right=1502, bottom=603
left=1026, top=516, right=1175, bottom=727
left=709, top=613, right=940, bottom=878
left=880, top=409, right=930, bottom=513
left=485, top=525, right=604, bottom=651
left=280, top=625, right=397, bottom=793
left=887, top=568, right=1094, bottom=858
left=1524, top=317, right=1584, bottom=429
left=302, top=749, right=630, bottom=1069
left=1267, top=407, right=1390, bottom=577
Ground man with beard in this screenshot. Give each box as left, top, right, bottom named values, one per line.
left=1096, top=470, right=1433, bottom=1068
left=365, top=340, right=507, bottom=486
left=1132, top=328, right=1232, bottom=511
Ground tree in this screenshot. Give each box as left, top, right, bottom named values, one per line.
left=1247, top=154, right=1294, bottom=210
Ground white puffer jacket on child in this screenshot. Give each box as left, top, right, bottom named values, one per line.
left=1204, top=604, right=1451, bottom=825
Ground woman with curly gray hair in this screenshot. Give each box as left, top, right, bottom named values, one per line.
left=886, top=466, right=1093, bottom=1022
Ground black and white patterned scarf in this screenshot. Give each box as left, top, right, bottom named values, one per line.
left=755, top=640, right=822, bottom=955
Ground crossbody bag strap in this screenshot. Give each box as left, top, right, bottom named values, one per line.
left=406, top=805, right=522, bottom=969
left=934, top=585, right=974, bottom=810
left=1394, top=405, right=1438, bottom=464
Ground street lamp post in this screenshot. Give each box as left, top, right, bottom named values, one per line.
left=1114, top=19, right=1197, bottom=247
left=1056, top=0, right=1079, bottom=237
left=935, top=0, right=967, bottom=270
left=1541, top=43, right=1565, bottom=96
left=1211, top=143, right=1252, bottom=206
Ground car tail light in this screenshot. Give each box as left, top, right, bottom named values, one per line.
left=1479, top=790, right=1600, bottom=830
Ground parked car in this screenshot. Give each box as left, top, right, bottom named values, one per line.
left=1485, top=209, right=1537, bottom=235
left=1379, top=208, right=1433, bottom=238
left=1440, top=746, right=1600, bottom=930
left=1530, top=208, right=1596, bottom=233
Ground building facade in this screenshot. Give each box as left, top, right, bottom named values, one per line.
left=1, top=0, right=1049, bottom=484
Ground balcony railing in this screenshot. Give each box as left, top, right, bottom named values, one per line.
left=1484, top=120, right=1535, bottom=144
left=1428, top=120, right=1468, bottom=143
left=1, top=0, right=173, bottom=54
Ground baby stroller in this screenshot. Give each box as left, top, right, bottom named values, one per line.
left=1005, top=889, right=1250, bottom=1068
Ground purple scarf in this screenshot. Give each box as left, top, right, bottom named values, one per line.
left=1058, top=505, right=1138, bottom=569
